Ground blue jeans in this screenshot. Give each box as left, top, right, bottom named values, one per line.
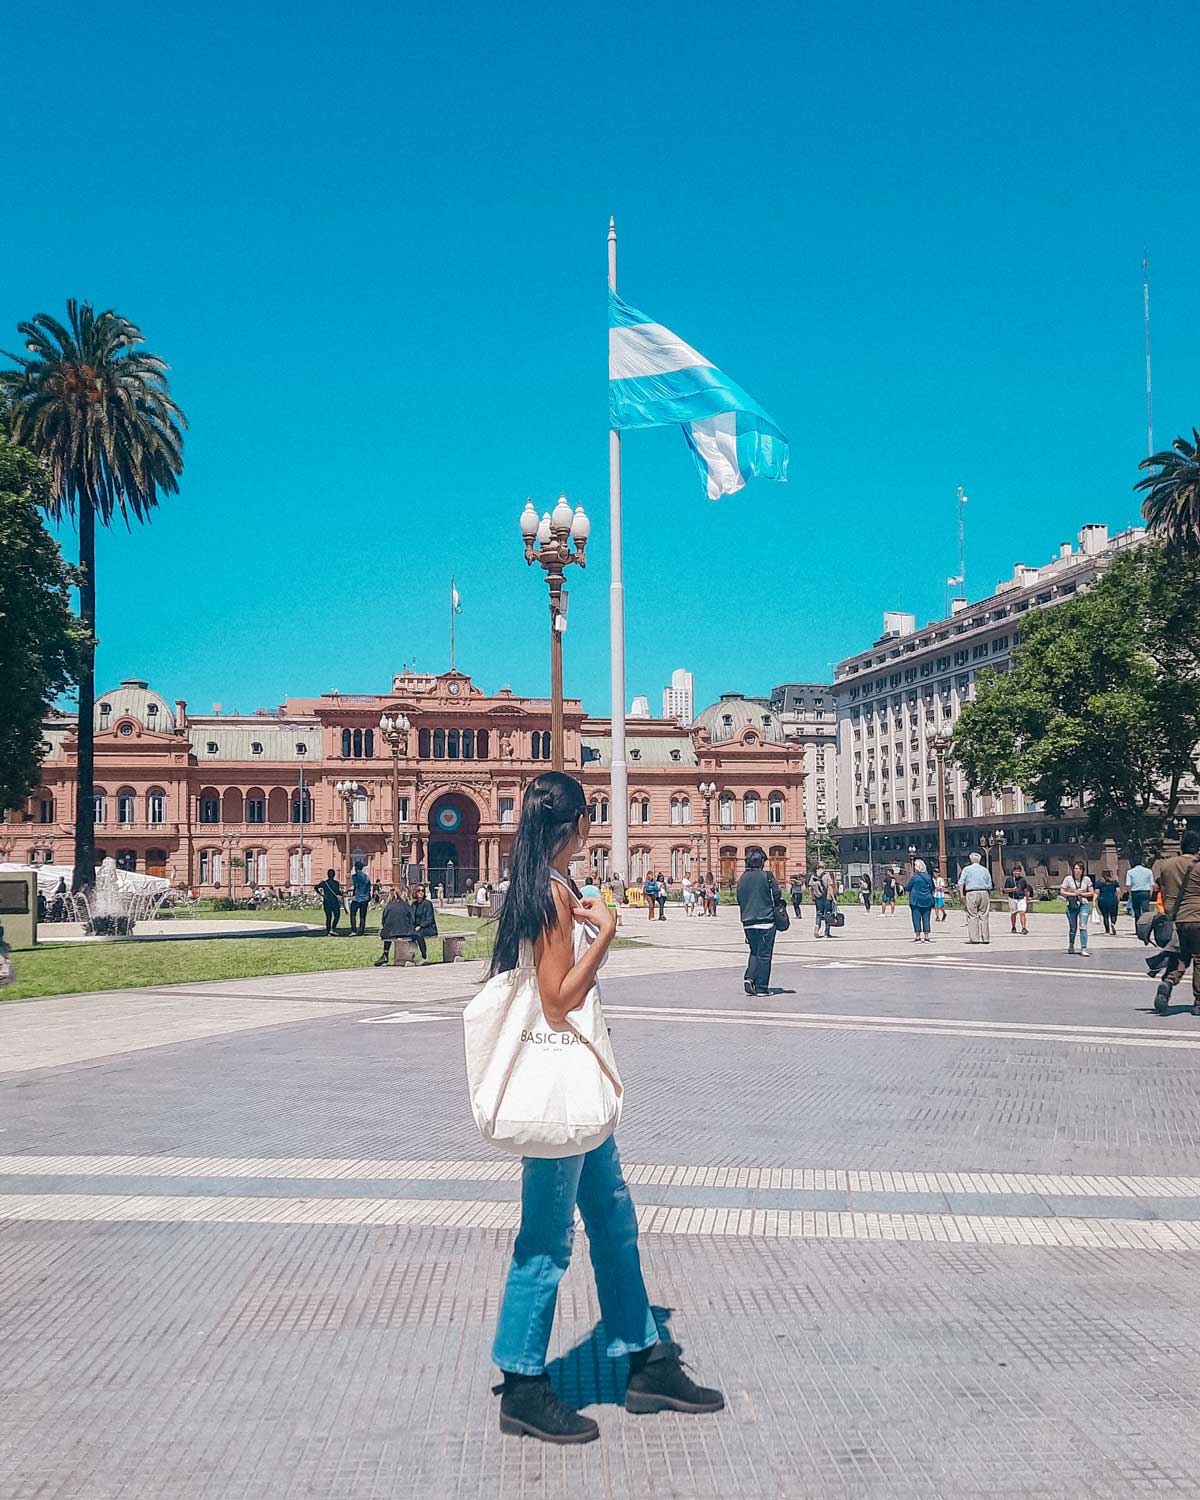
left=492, top=1135, right=659, bottom=1375
left=1067, top=901, right=1090, bottom=949
left=910, top=904, right=931, bottom=934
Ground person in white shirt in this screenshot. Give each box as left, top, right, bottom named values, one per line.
left=957, top=852, right=994, bottom=943
left=1126, top=861, right=1154, bottom=924
left=1059, top=862, right=1094, bottom=956
left=681, top=875, right=696, bottom=916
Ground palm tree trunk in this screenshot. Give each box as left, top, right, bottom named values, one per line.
left=72, top=501, right=97, bottom=892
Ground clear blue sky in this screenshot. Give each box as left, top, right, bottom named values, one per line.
left=4, top=0, right=1196, bottom=720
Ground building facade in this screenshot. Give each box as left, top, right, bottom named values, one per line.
left=830, top=523, right=1146, bottom=881
left=8, top=675, right=805, bottom=893
left=768, top=683, right=838, bottom=836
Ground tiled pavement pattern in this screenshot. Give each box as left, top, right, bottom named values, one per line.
left=3, top=907, right=1200, bottom=1496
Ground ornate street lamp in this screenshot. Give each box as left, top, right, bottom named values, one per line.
left=907, top=842, right=917, bottom=873
left=219, top=833, right=238, bottom=899
left=930, top=732, right=953, bottom=880
left=378, top=713, right=411, bottom=890
left=334, top=779, right=362, bottom=882
left=698, top=781, right=718, bottom=880
left=520, top=496, right=589, bottom=772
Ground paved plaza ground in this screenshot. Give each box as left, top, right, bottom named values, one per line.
left=3, top=905, right=1200, bottom=1498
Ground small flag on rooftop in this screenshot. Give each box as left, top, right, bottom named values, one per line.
left=608, top=290, right=788, bottom=500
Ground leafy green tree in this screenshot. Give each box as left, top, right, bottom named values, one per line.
left=1, top=302, right=185, bottom=889
left=0, top=436, right=88, bottom=814
left=953, top=544, right=1200, bottom=859
left=1138, top=429, right=1200, bottom=554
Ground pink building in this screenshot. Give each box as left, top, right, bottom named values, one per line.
left=7, top=673, right=806, bottom=892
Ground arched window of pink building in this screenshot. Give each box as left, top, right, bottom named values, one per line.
left=743, top=793, right=760, bottom=826
left=147, top=788, right=166, bottom=826
left=116, top=787, right=136, bottom=826
left=477, top=729, right=489, bottom=758
left=419, top=728, right=431, bottom=758
left=447, top=728, right=461, bottom=759
left=198, top=788, right=220, bottom=824
left=291, top=789, right=312, bottom=825
left=222, top=787, right=244, bottom=824
left=246, top=789, right=266, bottom=824
left=462, top=729, right=475, bottom=759
left=267, top=788, right=289, bottom=824
left=433, top=729, right=446, bottom=759
left=718, top=794, right=734, bottom=828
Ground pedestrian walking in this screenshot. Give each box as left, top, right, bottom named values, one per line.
left=933, top=870, right=948, bottom=921
left=859, top=870, right=873, bottom=912
left=484, top=772, right=723, bottom=1444
left=1059, top=862, right=1094, bottom=956
left=810, top=864, right=835, bottom=937
left=374, top=888, right=416, bottom=965
left=957, top=852, right=993, bottom=943
left=1126, top=858, right=1154, bottom=925
left=1003, top=864, right=1031, bottom=934
left=904, top=858, right=935, bottom=942
left=348, top=858, right=371, bottom=935
left=881, top=871, right=898, bottom=914
left=704, top=873, right=719, bottom=916
left=655, top=873, right=668, bottom=921
left=1095, top=869, right=1121, bottom=935
left=1150, top=831, right=1200, bottom=1014
left=642, top=874, right=658, bottom=922
left=315, top=868, right=344, bottom=935
left=737, top=847, right=783, bottom=995
left=789, top=873, right=805, bottom=918
left=681, top=873, right=695, bottom=916
left=410, top=883, right=437, bottom=960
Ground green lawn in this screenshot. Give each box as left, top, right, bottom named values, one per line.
left=7, top=906, right=642, bottom=1003
left=4, top=911, right=491, bottom=1002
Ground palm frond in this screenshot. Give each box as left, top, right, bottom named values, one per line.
left=1137, top=429, right=1200, bottom=556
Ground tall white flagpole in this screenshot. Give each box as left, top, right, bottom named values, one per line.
left=450, top=575, right=456, bottom=673
left=608, top=216, right=629, bottom=884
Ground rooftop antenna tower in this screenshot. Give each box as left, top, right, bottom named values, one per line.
left=1143, top=248, right=1154, bottom=458
left=945, top=487, right=968, bottom=616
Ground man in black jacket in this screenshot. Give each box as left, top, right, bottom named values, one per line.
left=737, top=849, right=781, bottom=997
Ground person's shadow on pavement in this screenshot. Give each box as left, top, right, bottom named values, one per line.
left=543, top=1306, right=675, bottom=1408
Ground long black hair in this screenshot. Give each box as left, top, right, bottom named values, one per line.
left=489, top=771, right=587, bottom=975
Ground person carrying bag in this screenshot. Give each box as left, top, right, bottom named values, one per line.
left=1143, top=832, right=1200, bottom=1014
left=463, top=772, right=723, bottom=1445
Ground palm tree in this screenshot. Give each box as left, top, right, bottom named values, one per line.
left=1, top=302, right=185, bottom=890
left=1137, top=429, right=1200, bottom=554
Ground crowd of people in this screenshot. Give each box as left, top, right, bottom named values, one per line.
left=725, top=845, right=1198, bottom=995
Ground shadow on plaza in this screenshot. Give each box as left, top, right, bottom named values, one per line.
left=544, top=1306, right=675, bottom=1409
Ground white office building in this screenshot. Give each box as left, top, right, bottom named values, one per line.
left=830, top=522, right=1145, bottom=878
left=768, top=683, right=837, bottom=834
left=662, top=669, right=694, bottom=724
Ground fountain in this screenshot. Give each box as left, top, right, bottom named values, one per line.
left=69, top=857, right=171, bottom=937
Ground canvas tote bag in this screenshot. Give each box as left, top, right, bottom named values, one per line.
left=463, top=878, right=622, bottom=1158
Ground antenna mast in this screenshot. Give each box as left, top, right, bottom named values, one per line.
left=1143, top=248, right=1153, bottom=458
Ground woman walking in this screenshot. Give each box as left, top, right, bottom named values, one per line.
left=1060, top=862, right=1094, bottom=956
left=655, top=872, right=668, bottom=921
left=487, top=773, right=723, bottom=1443
left=904, top=858, right=935, bottom=942
left=859, top=870, right=873, bottom=912
left=642, top=873, right=658, bottom=922
left=789, top=872, right=805, bottom=918
left=1096, top=868, right=1121, bottom=934
left=881, top=870, right=898, bottom=915
left=704, top=873, right=719, bottom=916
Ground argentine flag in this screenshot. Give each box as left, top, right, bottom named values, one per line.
left=608, top=290, right=788, bottom=500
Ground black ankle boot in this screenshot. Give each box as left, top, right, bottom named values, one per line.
left=1155, top=981, right=1172, bottom=1014
left=498, top=1373, right=599, bottom=1444
left=625, top=1342, right=725, bottom=1415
